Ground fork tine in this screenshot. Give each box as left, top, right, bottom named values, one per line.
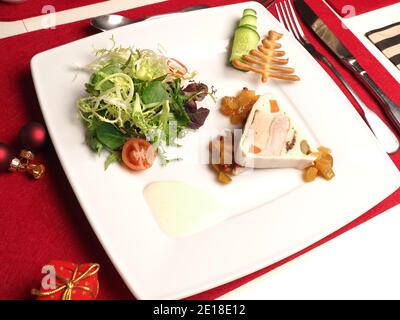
left=276, top=3, right=291, bottom=34
left=278, top=2, right=297, bottom=41
left=281, top=1, right=302, bottom=41
left=275, top=3, right=284, bottom=26
left=287, top=0, right=305, bottom=38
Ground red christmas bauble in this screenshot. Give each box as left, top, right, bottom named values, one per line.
left=0, top=143, right=13, bottom=172
left=18, top=122, right=47, bottom=151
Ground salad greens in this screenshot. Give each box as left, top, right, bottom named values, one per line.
left=78, top=41, right=213, bottom=168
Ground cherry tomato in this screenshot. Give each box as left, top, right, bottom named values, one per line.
left=122, top=138, right=156, bottom=171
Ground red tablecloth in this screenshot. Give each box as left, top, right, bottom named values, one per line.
left=325, top=0, right=399, bottom=17
left=0, top=0, right=398, bottom=300
left=0, top=0, right=105, bottom=21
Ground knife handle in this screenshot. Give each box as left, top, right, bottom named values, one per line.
left=343, top=58, right=400, bottom=134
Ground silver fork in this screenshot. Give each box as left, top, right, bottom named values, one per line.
left=275, top=0, right=399, bottom=154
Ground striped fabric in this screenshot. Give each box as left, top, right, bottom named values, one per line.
left=366, top=22, right=400, bottom=70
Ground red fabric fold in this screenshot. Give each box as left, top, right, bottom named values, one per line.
left=0, top=0, right=398, bottom=300
left=325, top=0, right=398, bottom=18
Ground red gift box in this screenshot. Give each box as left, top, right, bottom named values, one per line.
left=32, top=261, right=100, bottom=300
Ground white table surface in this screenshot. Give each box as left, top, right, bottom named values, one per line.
left=220, top=204, right=400, bottom=300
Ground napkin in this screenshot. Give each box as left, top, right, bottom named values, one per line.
left=367, top=22, right=400, bottom=70
left=325, top=0, right=398, bottom=18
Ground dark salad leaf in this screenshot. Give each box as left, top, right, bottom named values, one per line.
left=183, top=83, right=208, bottom=101
left=186, top=107, right=210, bottom=129
left=95, top=123, right=126, bottom=150
left=182, top=82, right=210, bottom=129
left=184, top=99, right=197, bottom=113
left=168, top=78, right=190, bottom=127
left=86, top=130, right=103, bottom=154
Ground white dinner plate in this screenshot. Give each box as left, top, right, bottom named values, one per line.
left=31, top=1, right=400, bottom=299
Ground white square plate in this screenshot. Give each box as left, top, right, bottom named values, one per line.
left=31, top=2, right=400, bottom=299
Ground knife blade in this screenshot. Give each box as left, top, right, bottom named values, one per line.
left=294, top=0, right=400, bottom=135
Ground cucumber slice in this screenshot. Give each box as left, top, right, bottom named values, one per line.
left=230, top=26, right=260, bottom=63
left=240, top=24, right=257, bottom=32
left=243, top=8, right=257, bottom=16
left=239, top=14, right=257, bottom=27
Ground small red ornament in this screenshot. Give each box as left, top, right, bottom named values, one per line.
left=0, top=143, right=13, bottom=172
left=18, top=122, right=46, bottom=151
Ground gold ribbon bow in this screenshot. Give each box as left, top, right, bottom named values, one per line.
left=32, top=263, right=100, bottom=300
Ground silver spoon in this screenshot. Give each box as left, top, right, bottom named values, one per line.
left=91, top=5, right=209, bottom=32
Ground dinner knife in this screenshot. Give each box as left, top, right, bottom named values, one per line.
left=294, top=0, right=400, bottom=135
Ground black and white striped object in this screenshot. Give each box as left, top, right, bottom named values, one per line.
left=366, top=22, right=400, bottom=70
